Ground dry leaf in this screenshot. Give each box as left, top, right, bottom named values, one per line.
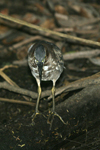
left=55, top=5, right=68, bottom=15
left=23, top=13, right=39, bottom=24
left=40, top=19, right=55, bottom=29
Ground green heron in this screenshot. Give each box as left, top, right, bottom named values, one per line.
left=28, top=40, right=66, bottom=126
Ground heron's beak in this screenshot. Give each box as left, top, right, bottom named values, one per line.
left=38, top=62, right=43, bottom=82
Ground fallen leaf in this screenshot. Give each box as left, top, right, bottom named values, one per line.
left=23, top=13, right=39, bottom=24
left=55, top=5, right=68, bottom=15
left=40, top=19, right=55, bottom=29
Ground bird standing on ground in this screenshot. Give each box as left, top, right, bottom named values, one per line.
left=28, top=40, right=66, bottom=126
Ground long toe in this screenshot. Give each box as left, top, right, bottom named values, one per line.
left=31, top=111, right=47, bottom=123
left=47, top=111, right=67, bottom=129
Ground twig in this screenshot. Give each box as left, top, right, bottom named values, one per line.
left=0, top=65, right=18, bottom=71
left=78, top=17, right=100, bottom=27
left=0, top=65, right=18, bottom=86
left=54, top=28, right=98, bottom=35
left=9, top=36, right=42, bottom=50
left=74, top=29, right=98, bottom=35
left=0, top=13, right=100, bottom=48
left=0, top=81, right=37, bottom=98
left=9, top=35, right=53, bottom=51
left=54, top=27, right=73, bottom=32
left=0, top=81, right=38, bottom=99
left=0, top=65, right=29, bottom=101
left=13, top=59, right=28, bottom=66
left=63, top=49, right=100, bottom=60
left=0, top=97, right=35, bottom=106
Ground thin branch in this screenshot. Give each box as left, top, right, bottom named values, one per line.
left=63, top=49, right=100, bottom=60
left=0, top=71, right=18, bottom=87
left=0, top=65, right=29, bottom=101
left=9, top=35, right=53, bottom=50
left=9, top=36, right=42, bottom=50
left=0, top=65, right=18, bottom=86
left=0, top=13, right=100, bottom=47
left=0, top=81, right=38, bottom=99
left=78, top=17, right=100, bottom=27
left=0, top=97, right=35, bottom=106
left=0, top=65, right=18, bottom=71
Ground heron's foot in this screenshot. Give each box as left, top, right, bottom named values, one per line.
left=47, top=110, right=67, bottom=129
left=31, top=110, right=39, bottom=121
left=31, top=110, right=47, bottom=123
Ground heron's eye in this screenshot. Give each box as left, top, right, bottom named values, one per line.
left=34, top=57, right=38, bottom=63
left=42, top=56, right=46, bottom=62
left=42, top=58, right=45, bottom=62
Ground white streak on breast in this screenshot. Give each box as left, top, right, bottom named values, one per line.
left=43, top=66, right=49, bottom=71
left=56, top=66, right=59, bottom=70
left=32, top=67, right=37, bottom=71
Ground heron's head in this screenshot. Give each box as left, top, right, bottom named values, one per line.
left=34, top=44, right=46, bottom=81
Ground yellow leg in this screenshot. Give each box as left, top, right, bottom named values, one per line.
left=35, top=85, right=41, bottom=113
left=52, top=86, right=55, bottom=112
left=47, top=81, right=67, bottom=129
left=31, top=86, right=41, bottom=121
left=31, top=85, right=46, bottom=122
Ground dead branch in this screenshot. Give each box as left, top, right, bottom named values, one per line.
left=63, top=49, right=100, bottom=60
left=0, top=72, right=100, bottom=101
left=0, top=13, right=100, bottom=48
left=0, top=97, right=35, bottom=106
left=54, top=27, right=74, bottom=32
left=0, top=81, right=38, bottom=99
left=13, top=59, right=28, bottom=66
left=78, top=17, right=100, bottom=27
left=0, top=65, right=30, bottom=101
left=9, top=35, right=53, bottom=51
left=0, top=70, right=18, bottom=87
left=9, top=36, right=42, bottom=50
left=54, top=28, right=98, bottom=35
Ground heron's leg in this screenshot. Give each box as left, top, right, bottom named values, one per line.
left=32, top=79, right=46, bottom=122
left=52, top=85, right=55, bottom=112
left=35, top=85, right=41, bottom=113
left=47, top=80, right=67, bottom=129
left=31, top=86, right=41, bottom=121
